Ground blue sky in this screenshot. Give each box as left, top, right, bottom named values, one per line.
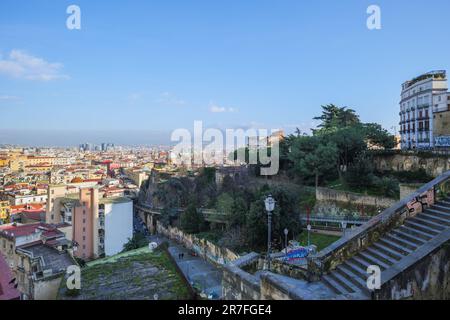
left=1, top=0, right=450, bottom=146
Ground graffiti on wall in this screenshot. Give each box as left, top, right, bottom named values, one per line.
left=435, top=136, right=450, bottom=147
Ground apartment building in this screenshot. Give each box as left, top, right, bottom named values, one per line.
left=6, top=193, right=47, bottom=206
left=399, top=70, right=450, bottom=149
left=0, top=201, right=11, bottom=223
left=0, top=222, right=74, bottom=300
left=48, top=187, right=133, bottom=260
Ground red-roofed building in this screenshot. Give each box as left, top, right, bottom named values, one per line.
left=0, top=222, right=74, bottom=300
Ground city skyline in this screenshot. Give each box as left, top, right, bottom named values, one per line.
left=1, top=0, right=450, bottom=145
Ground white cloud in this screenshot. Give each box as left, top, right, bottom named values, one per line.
left=0, top=95, right=21, bottom=101
left=0, top=50, right=69, bottom=81
left=209, top=102, right=238, bottom=113
left=156, top=92, right=186, bottom=106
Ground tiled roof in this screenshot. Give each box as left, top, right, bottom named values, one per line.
left=0, top=223, right=63, bottom=240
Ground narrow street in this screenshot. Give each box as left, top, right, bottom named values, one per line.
left=133, top=212, right=223, bottom=299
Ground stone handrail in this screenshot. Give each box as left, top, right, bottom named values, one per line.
left=308, top=170, right=450, bottom=275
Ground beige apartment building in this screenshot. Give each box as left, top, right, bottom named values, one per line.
left=47, top=186, right=132, bottom=261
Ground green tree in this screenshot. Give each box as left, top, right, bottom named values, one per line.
left=325, top=126, right=367, bottom=179
left=216, top=193, right=234, bottom=214
left=288, top=135, right=338, bottom=187
left=179, top=203, right=205, bottom=234
left=229, top=197, right=248, bottom=227
left=363, top=123, right=396, bottom=149
left=122, top=232, right=149, bottom=252
left=345, top=152, right=375, bottom=188
left=313, top=104, right=360, bottom=132
left=244, top=188, right=302, bottom=250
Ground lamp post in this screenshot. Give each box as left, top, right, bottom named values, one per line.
left=264, top=195, right=275, bottom=270
left=307, top=224, right=311, bottom=246
left=283, top=228, right=289, bottom=257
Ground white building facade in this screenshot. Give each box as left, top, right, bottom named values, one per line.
left=400, top=70, right=450, bottom=149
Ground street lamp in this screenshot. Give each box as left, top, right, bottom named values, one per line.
left=264, top=195, right=275, bottom=270
left=283, top=228, right=289, bottom=257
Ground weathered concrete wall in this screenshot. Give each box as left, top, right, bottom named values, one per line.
left=399, top=183, right=422, bottom=199
left=156, top=222, right=239, bottom=266
left=257, top=258, right=308, bottom=281
left=316, top=187, right=396, bottom=209
left=373, top=153, right=449, bottom=177
left=260, top=274, right=294, bottom=300
left=222, top=264, right=261, bottom=300
left=379, top=240, right=450, bottom=300
left=34, top=277, right=63, bottom=300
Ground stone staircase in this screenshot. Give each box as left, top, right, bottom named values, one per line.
left=321, top=196, right=450, bottom=298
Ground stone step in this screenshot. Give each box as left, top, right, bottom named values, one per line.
left=358, top=251, right=391, bottom=270
left=378, top=237, right=413, bottom=255
left=322, top=274, right=349, bottom=295
left=391, top=229, right=426, bottom=245
left=398, top=225, right=434, bottom=241
left=384, top=233, right=419, bottom=250
left=436, top=200, right=450, bottom=207
left=419, top=212, right=450, bottom=226
left=372, top=242, right=405, bottom=260
left=351, top=255, right=376, bottom=270
left=365, top=247, right=398, bottom=265
left=334, top=267, right=367, bottom=293
left=329, top=270, right=358, bottom=293
left=338, top=264, right=369, bottom=289
left=427, top=208, right=450, bottom=219
left=432, top=204, right=450, bottom=213
left=404, top=220, right=440, bottom=235
left=411, top=216, right=447, bottom=231
left=342, top=260, right=368, bottom=279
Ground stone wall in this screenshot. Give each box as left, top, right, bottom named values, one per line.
left=373, top=153, right=449, bottom=177
left=222, top=252, right=261, bottom=300
left=257, top=257, right=308, bottom=281
left=222, top=264, right=261, bottom=300
left=34, top=276, right=64, bottom=300
left=378, top=238, right=450, bottom=300
left=156, top=222, right=239, bottom=266
left=399, top=183, right=422, bottom=199
left=316, top=187, right=396, bottom=209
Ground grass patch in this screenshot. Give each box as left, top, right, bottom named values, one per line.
left=297, top=232, right=341, bottom=251
left=60, top=246, right=190, bottom=300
